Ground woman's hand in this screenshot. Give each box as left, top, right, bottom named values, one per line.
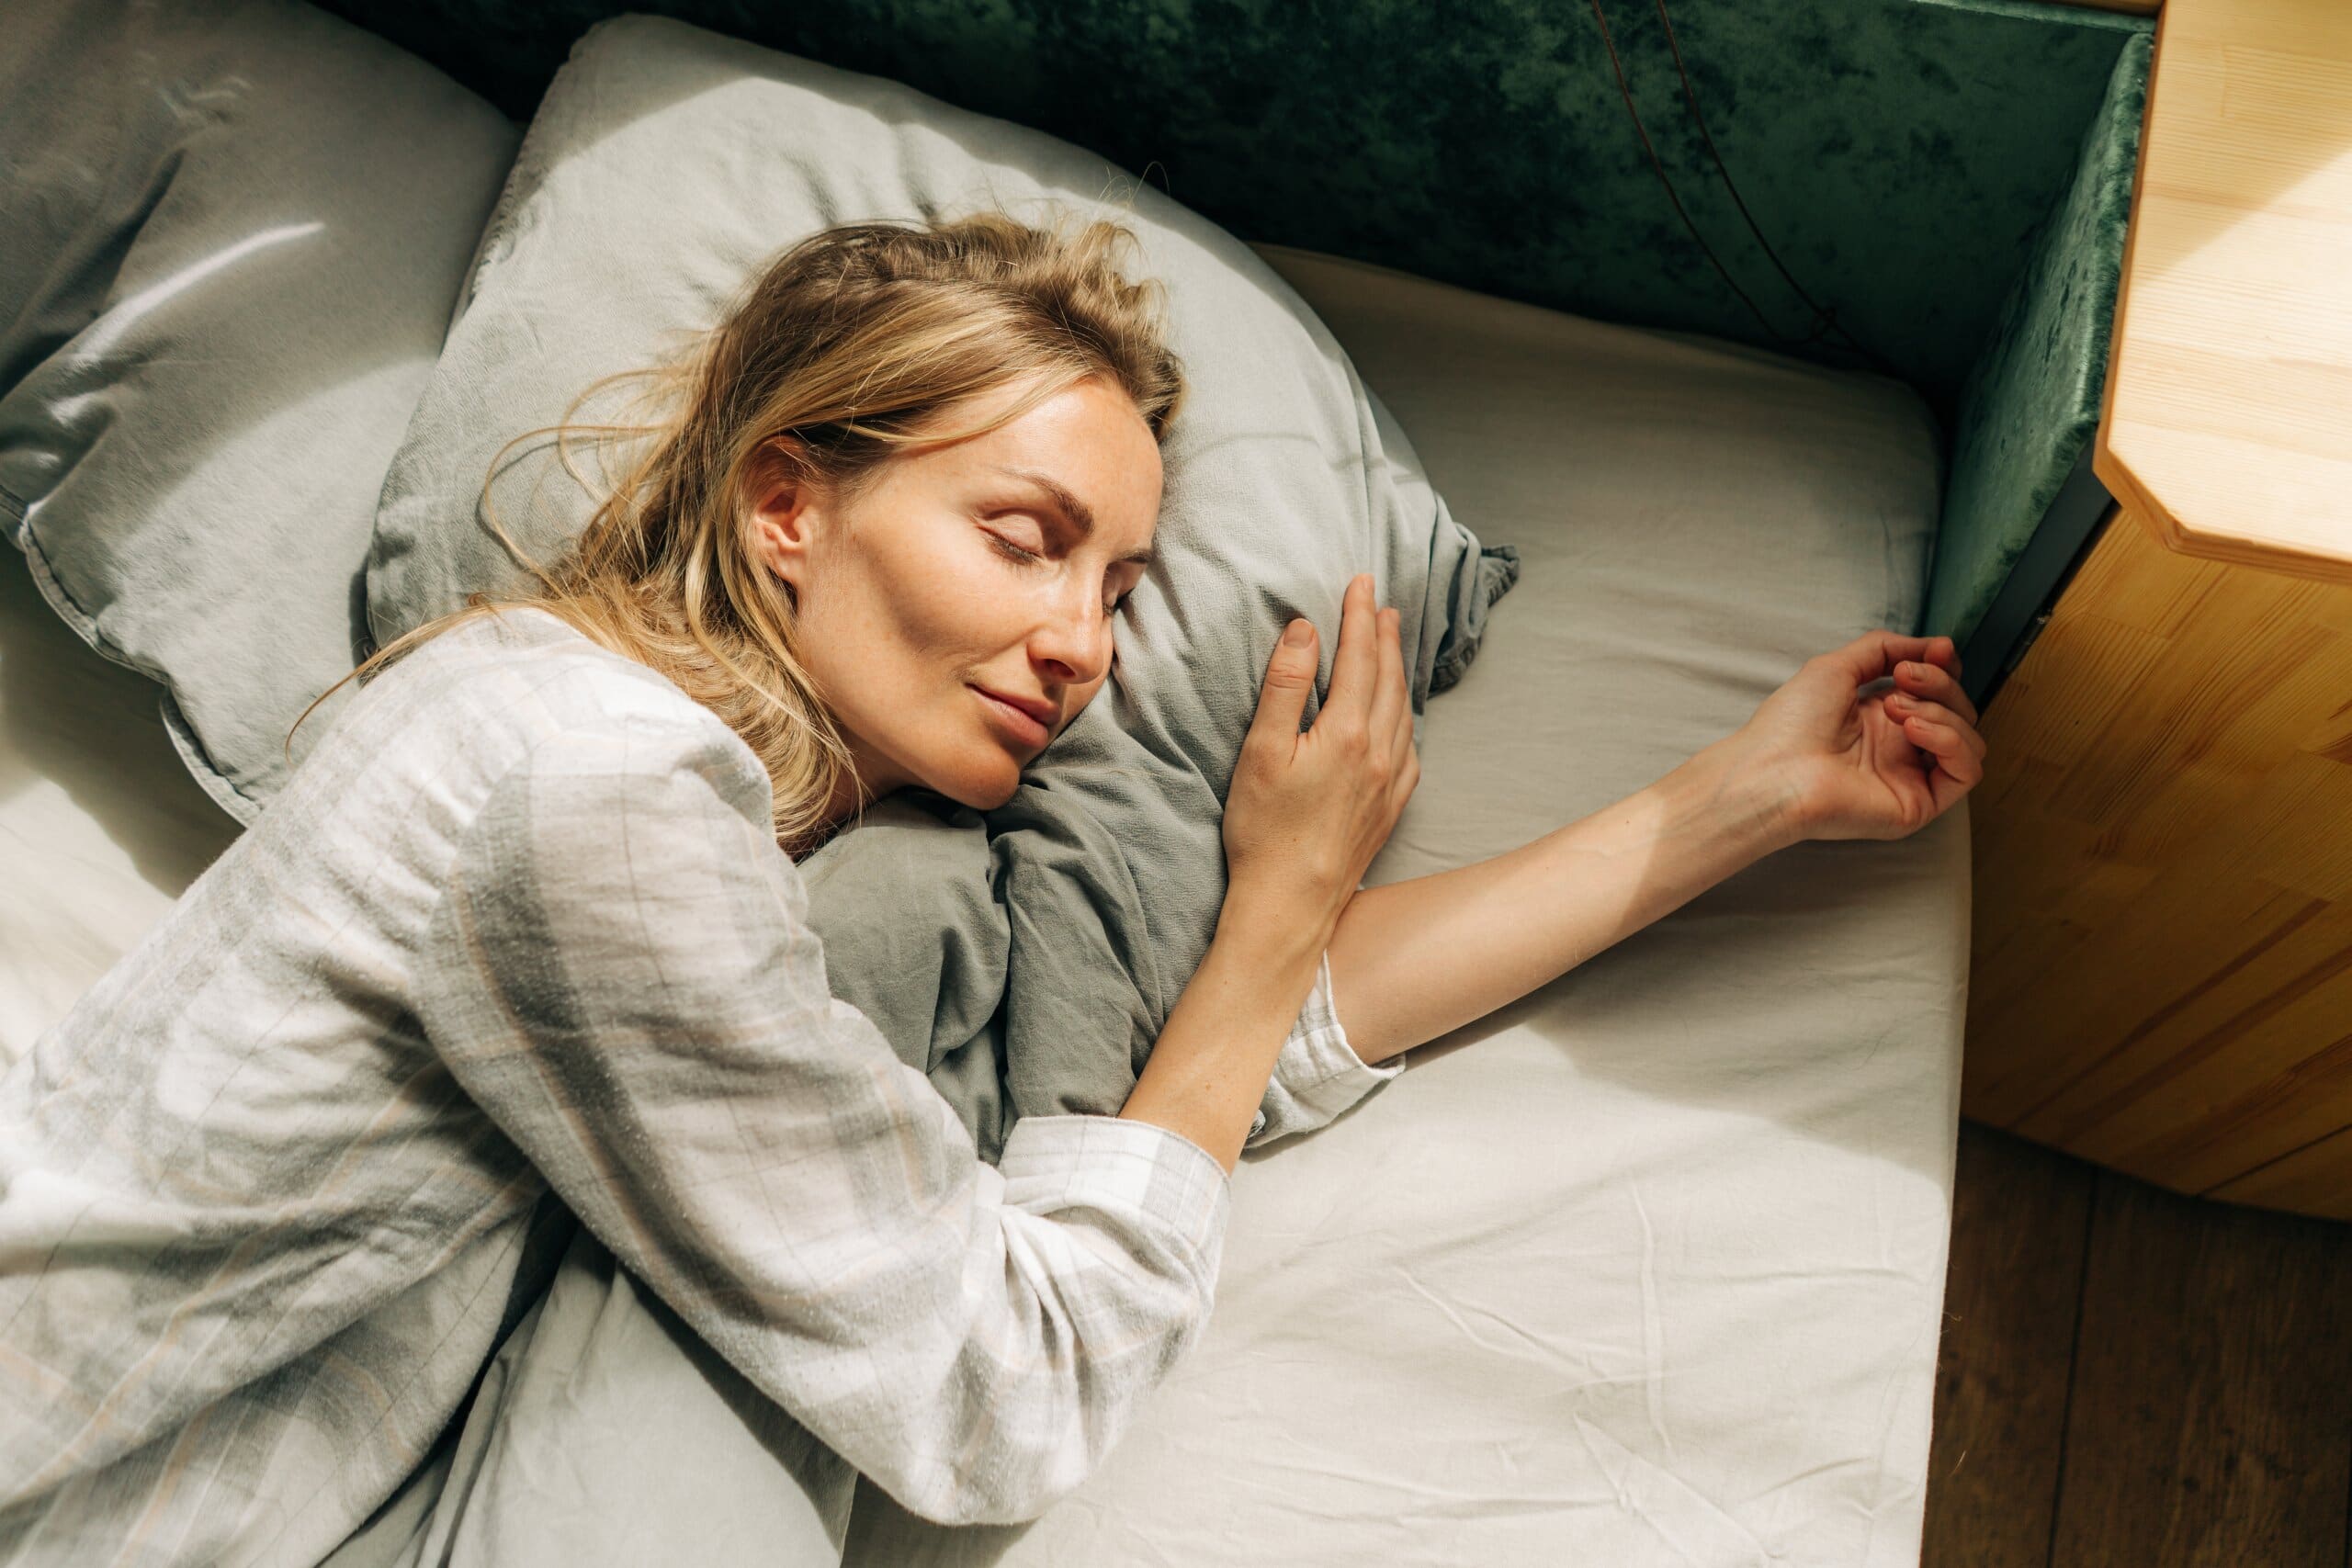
left=1123, top=574, right=1416, bottom=1168
left=1723, top=629, right=1986, bottom=843
left=1222, top=572, right=1419, bottom=938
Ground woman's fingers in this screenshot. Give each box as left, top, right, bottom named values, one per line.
left=1311, top=576, right=1413, bottom=788
left=1894, top=707, right=1984, bottom=798
left=1893, top=657, right=1978, bottom=728
left=1245, top=616, right=1321, bottom=756
left=1885, top=693, right=1984, bottom=760
left=1388, top=609, right=1420, bottom=809
left=1826, top=628, right=1964, bottom=690
left=1367, top=604, right=1408, bottom=761
left=1320, top=573, right=1381, bottom=725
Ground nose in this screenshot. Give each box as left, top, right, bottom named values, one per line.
left=1026, top=581, right=1114, bottom=692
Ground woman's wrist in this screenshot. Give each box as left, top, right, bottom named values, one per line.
left=1118, top=907, right=1328, bottom=1173
left=1675, top=734, right=1811, bottom=857
left=1213, top=880, right=1341, bottom=968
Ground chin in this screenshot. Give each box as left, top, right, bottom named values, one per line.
left=927, top=757, right=1024, bottom=812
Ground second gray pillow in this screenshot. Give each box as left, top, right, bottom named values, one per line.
left=0, top=0, right=517, bottom=819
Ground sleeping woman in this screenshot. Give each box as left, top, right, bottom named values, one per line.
left=0, top=211, right=1984, bottom=1566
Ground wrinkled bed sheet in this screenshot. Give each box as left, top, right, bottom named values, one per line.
left=0, top=243, right=1964, bottom=1567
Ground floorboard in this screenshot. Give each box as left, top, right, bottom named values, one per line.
left=1925, top=1119, right=2352, bottom=1568
left=2049, top=1172, right=2352, bottom=1567
left=1923, top=1122, right=2096, bottom=1568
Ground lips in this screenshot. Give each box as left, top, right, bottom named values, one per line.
left=973, top=685, right=1057, bottom=727
left=971, top=684, right=1053, bottom=747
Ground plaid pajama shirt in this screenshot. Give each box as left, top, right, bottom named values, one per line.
left=0, top=607, right=1398, bottom=1566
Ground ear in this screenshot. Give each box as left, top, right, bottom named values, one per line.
left=747, top=438, right=820, bottom=590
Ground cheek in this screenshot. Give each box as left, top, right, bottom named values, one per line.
left=825, top=533, right=981, bottom=666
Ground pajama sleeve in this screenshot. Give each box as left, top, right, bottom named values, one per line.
left=411, top=712, right=1231, bottom=1528
left=1247, top=948, right=1407, bottom=1149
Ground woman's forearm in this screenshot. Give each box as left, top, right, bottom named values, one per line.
left=1118, top=903, right=1329, bottom=1174
left=1326, top=739, right=1803, bottom=1065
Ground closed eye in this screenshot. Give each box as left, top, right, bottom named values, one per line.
left=986, top=532, right=1044, bottom=567
left=985, top=525, right=1136, bottom=615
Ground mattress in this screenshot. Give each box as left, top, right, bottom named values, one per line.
left=0, top=243, right=1967, bottom=1567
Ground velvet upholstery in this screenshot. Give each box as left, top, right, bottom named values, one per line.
left=310, top=0, right=2152, bottom=673
left=314, top=0, right=2145, bottom=416
left=1926, top=28, right=2151, bottom=647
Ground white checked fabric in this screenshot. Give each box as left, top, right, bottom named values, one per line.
left=0, top=606, right=1398, bottom=1567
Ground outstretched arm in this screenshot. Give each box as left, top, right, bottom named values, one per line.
left=1328, top=629, right=1985, bottom=1066
left=1327, top=737, right=1796, bottom=1066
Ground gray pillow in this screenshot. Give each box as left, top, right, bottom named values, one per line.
left=0, top=0, right=518, bottom=822
left=367, top=15, right=1519, bottom=1148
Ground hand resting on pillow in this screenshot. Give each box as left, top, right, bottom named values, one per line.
left=1121, top=573, right=1419, bottom=1171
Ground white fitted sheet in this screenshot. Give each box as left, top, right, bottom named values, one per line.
left=845, top=245, right=1967, bottom=1567
left=0, top=242, right=1964, bottom=1568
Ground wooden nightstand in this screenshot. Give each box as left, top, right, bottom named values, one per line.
left=1961, top=0, right=2352, bottom=1221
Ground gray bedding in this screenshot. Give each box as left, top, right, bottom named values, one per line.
left=365, top=16, right=1519, bottom=1162
left=0, top=0, right=514, bottom=818
left=326, top=16, right=1516, bottom=1562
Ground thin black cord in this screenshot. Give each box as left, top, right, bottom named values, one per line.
left=1589, top=0, right=1902, bottom=379
left=1587, top=0, right=1789, bottom=344
left=1649, top=0, right=1903, bottom=378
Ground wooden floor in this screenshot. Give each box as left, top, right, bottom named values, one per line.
left=1923, top=1122, right=2352, bottom=1567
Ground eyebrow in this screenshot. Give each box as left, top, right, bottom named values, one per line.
left=989, top=465, right=1156, bottom=567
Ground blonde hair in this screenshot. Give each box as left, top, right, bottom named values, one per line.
left=300, top=209, right=1185, bottom=857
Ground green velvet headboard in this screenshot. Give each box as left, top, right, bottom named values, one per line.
left=319, top=0, right=2154, bottom=654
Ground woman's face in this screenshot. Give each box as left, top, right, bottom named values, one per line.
left=751, top=373, right=1163, bottom=818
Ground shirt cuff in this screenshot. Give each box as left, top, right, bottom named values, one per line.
left=1247, top=949, right=1404, bottom=1145
left=997, top=1111, right=1232, bottom=1268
